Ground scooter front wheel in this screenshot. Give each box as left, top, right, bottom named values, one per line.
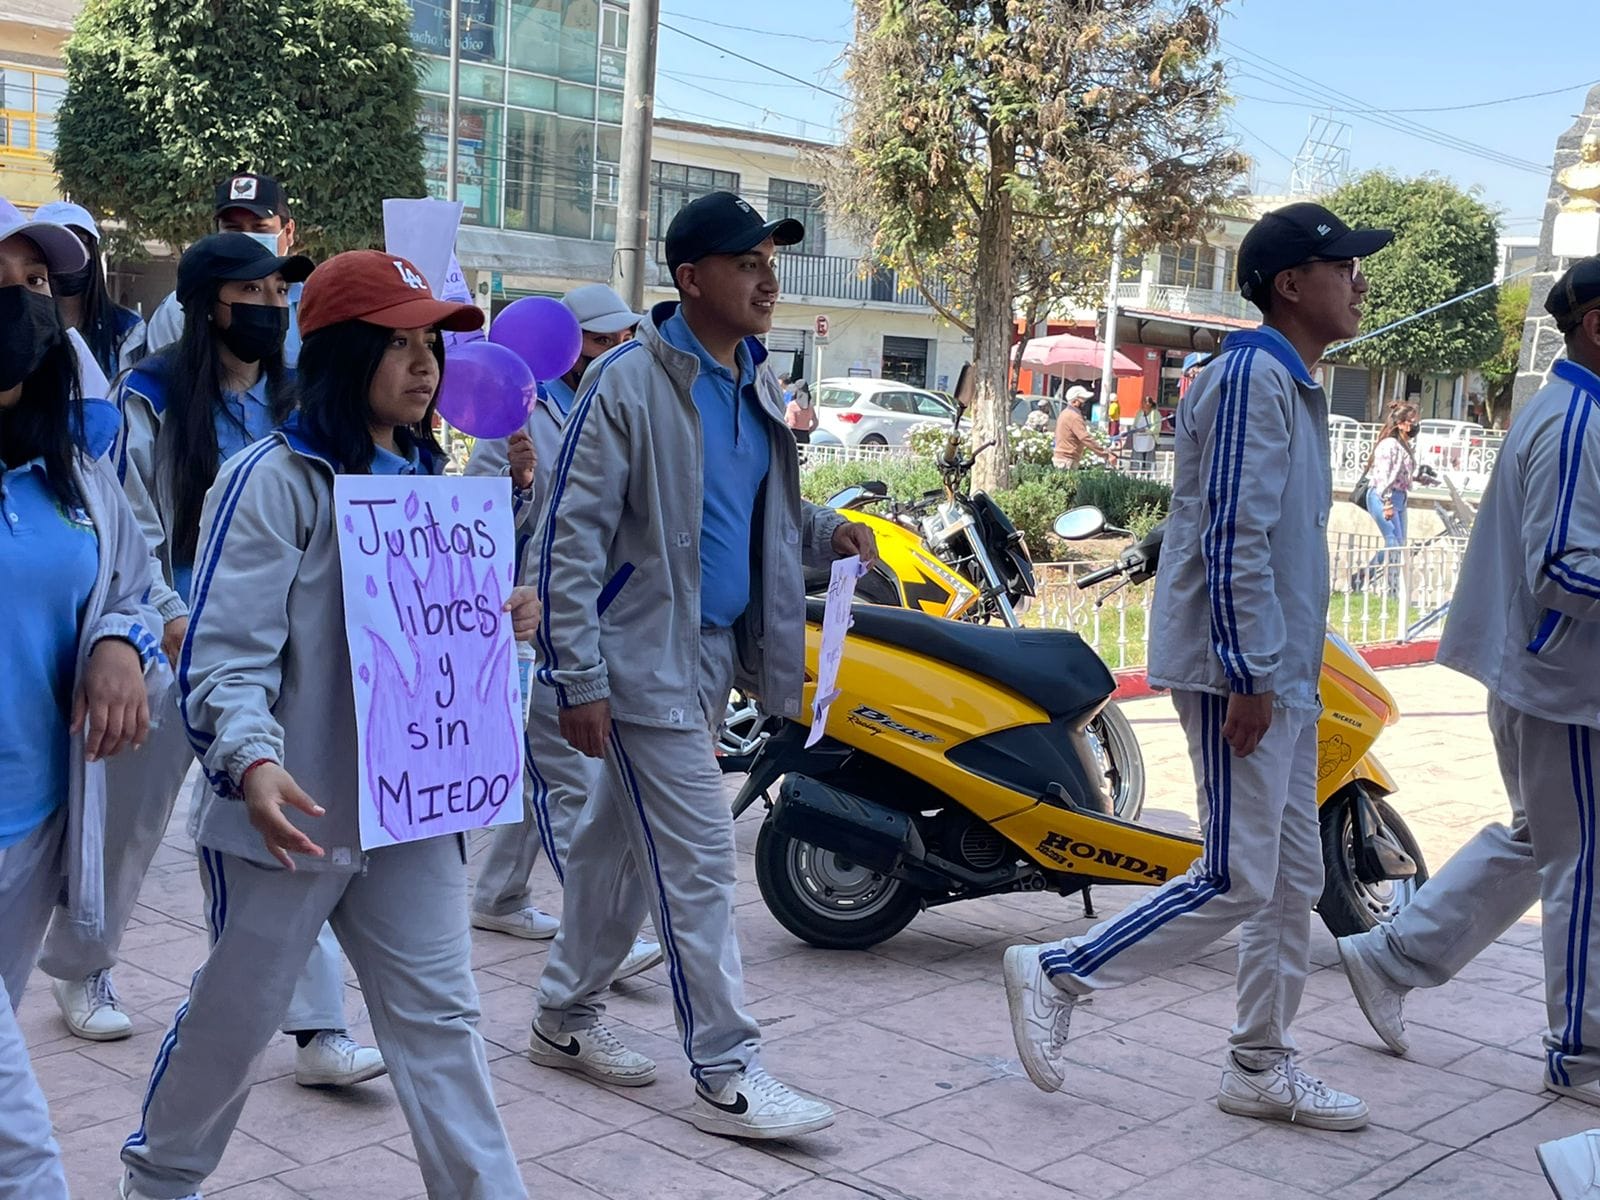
left=1316, top=792, right=1429, bottom=936
left=755, top=821, right=924, bottom=950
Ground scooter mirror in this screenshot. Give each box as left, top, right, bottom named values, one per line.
left=953, top=363, right=976, bottom=411
left=1054, top=506, right=1106, bottom=540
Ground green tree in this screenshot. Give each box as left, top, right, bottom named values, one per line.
left=1326, top=172, right=1501, bottom=381
left=56, top=0, right=425, bottom=257
left=837, top=0, right=1244, bottom=492
left=1479, top=278, right=1530, bottom=426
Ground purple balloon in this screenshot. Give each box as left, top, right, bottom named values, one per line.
left=436, top=341, right=537, bottom=440
left=489, top=296, right=583, bottom=383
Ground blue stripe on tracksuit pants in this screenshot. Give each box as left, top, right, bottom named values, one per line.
left=1347, top=698, right=1600, bottom=1087
left=122, top=836, right=525, bottom=1199
left=535, top=626, right=761, bottom=1089
left=1038, top=690, right=1323, bottom=1064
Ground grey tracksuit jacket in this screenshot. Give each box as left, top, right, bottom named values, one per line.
left=1147, top=326, right=1333, bottom=710
left=1439, top=358, right=1600, bottom=729
left=52, top=404, right=171, bottom=933
left=178, top=419, right=444, bottom=872
left=534, top=302, right=845, bottom=726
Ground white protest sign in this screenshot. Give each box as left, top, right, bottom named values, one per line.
left=382, top=197, right=464, bottom=297
left=806, top=555, right=868, bottom=748
left=333, top=475, right=524, bottom=849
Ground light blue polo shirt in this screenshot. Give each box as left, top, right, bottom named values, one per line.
left=542, top=376, right=577, bottom=420
left=0, top=459, right=99, bottom=847
left=173, top=371, right=279, bottom=603
left=660, top=308, right=772, bottom=629
left=283, top=282, right=303, bottom=368
left=371, top=442, right=423, bottom=475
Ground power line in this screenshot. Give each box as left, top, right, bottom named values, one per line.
left=1229, top=118, right=1297, bottom=165
left=659, top=9, right=849, bottom=47
left=1223, top=42, right=1548, bottom=175
left=659, top=21, right=850, bottom=102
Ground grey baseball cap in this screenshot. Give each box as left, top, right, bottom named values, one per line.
left=561, top=283, right=646, bottom=334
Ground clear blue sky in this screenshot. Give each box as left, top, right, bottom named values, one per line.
left=652, top=0, right=1598, bottom=235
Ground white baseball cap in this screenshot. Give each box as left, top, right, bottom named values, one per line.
left=33, top=201, right=100, bottom=242
left=561, top=283, right=645, bottom=334
left=0, top=196, right=89, bottom=274
left=1066, top=385, right=1093, bottom=402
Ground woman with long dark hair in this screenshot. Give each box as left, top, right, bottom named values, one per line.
left=121, top=249, right=530, bottom=1200
left=32, top=202, right=145, bottom=378
left=0, top=198, right=162, bottom=1200
left=1355, top=401, right=1419, bottom=595
left=37, top=233, right=384, bottom=1091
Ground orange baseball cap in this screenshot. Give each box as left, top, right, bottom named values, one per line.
left=297, top=250, right=484, bottom=338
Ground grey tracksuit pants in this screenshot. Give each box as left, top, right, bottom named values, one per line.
left=536, top=627, right=761, bottom=1090
left=0, top=810, right=69, bottom=1200
left=1040, top=690, right=1323, bottom=1064
left=1350, top=698, right=1600, bottom=1087
left=35, top=697, right=351, bottom=1033
left=473, top=680, right=651, bottom=937
left=122, top=835, right=525, bottom=1200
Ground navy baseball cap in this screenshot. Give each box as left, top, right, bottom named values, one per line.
left=177, top=232, right=313, bottom=305
left=1547, top=255, right=1600, bottom=333
left=664, top=191, right=803, bottom=275
left=1237, top=202, right=1394, bottom=303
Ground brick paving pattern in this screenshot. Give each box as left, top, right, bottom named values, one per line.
left=24, top=665, right=1585, bottom=1198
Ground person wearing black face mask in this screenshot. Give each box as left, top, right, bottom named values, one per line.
left=0, top=197, right=164, bottom=1200
left=37, top=232, right=386, bottom=1093
left=31, top=203, right=146, bottom=379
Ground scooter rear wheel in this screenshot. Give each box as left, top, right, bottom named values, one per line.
left=1085, top=703, right=1146, bottom=821
left=755, top=822, right=924, bottom=950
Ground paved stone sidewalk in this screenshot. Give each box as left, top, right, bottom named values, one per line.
left=23, top=664, right=1586, bottom=1199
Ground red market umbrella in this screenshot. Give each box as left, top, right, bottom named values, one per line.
left=1017, top=332, right=1142, bottom=380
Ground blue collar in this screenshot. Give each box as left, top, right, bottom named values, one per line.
left=229, top=372, right=272, bottom=404
left=1554, top=358, right=1600, bottom=399
left=651, top=300, right=770, bottom=374
left=1, top=455, right=47, bottom=480
left=1221, top=326, right=1316, bottom=386
left=74, top=398, right=121, bottom=460
left=277, top=413, right=439, bottom=475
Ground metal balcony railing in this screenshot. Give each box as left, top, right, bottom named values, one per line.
left=651, top=251, right=950, bottom=310
left=1116, top=280, right=1252, bottom=322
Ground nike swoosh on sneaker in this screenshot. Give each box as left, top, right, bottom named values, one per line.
left=698, top=1089, right=750, bottom=1115
left=533, top=1029, right=582, bottom=1057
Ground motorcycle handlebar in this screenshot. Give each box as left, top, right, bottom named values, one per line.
left=1077, top=563, right=1121, bottom=587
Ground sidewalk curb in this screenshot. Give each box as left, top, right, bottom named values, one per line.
left=1110, top=640, right=1441, bottom=701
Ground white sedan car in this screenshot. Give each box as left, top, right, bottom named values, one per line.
left=813, top=378, right=956, bottom=447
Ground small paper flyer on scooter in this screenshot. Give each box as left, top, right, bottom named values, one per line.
left=807, top=555, right=869, bottom=747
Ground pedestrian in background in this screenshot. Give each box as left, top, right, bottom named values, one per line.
left=31, top=202, right=145, bottom=378
left=0, top=198, right=163, bottom=1200
left=1354, top=401, right=1418, bottom=596
left=1053, top=385, right=1116, bottom=468
left=1129, top=394, right=1160, bottom=469
left=785, top=376, right=818, bottom=444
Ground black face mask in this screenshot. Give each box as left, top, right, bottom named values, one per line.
left=0, top=286, right=63, bottom=392
left=217, top=302, right=289, bottom=364
left=51, top=265, right=93, bottom=297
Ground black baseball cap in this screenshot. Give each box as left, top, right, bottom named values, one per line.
left=1547, top=255, right=1600, bottom=333
left=215, top=172, right=291, bottom=220
left=177, top=232, right=314, bottom=306
left=1237, top=202, right=1394, bottom=304
left=664, top=191, right=803, bottom=275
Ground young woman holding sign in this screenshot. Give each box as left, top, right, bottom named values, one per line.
left=0, top=199, right=164, bottom=1200
left=36, top=233, right=386, bottom=1089
left=120, top=250, right=531, bottom=1200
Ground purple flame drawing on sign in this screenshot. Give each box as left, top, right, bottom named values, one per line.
left=360, top=536, right=521, bottom=843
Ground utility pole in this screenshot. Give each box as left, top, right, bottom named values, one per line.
left=613, top=0, right=661, bottom=310
left=1098, top=216, right=1126, bottom=431
left=445, top=0, right=461, bottom=202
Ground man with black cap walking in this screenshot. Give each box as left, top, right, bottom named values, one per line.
left=139, top=172, right=306, bottom=365
left=1340, top=256, right=1600, bottom=1123
left=1005, top=202, right=1394, bottom=1130
left=529, top=192, right=874, bottom=1138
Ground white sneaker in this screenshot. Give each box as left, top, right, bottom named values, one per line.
left=1003, top=944, right=1075, bottom=1093
left=119, top=1171, right=201, bottom=1199
left=691, top=1065, right=834, bottom=1140
left=1337, top=935, right=1411, bottom=1056
left=528, top=1022, right=657, bottom=1086
left=54, top=970, right=133, bottom=1042
left=471, top=905, right=560, bottom=940
left=1538, top=1130, right=1600, bottom=1198
left=293, top=1030, right=387, bottom=1088
left=1549, top=1079, right=1600, bottom=1109
left=611, top=938, right=664, bottom=986
left=1217, top=1053, right=1370, bottom=1131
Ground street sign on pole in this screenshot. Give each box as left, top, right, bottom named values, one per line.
left=814, top=314, right=830, bottom=338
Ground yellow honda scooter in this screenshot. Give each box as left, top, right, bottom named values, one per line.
left=732, top=512, right=1426, bottom=950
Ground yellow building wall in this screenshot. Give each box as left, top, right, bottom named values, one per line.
left=0, top=16, right=70, bottom=210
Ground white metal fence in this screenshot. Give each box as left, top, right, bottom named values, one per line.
left=1033, top=532, right=1468, bottom=668
left=1331, top=422, right=1502, bottom=497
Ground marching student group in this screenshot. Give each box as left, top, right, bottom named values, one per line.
left=1, top=170, right=1599, bottom=1200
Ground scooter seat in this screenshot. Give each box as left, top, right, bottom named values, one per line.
left=808, top=599, right=1114, bottom=721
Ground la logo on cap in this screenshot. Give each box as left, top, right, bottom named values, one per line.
left=391, top=260, right=426, bottom=290
left=230, top=176, right=259, bottom=200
